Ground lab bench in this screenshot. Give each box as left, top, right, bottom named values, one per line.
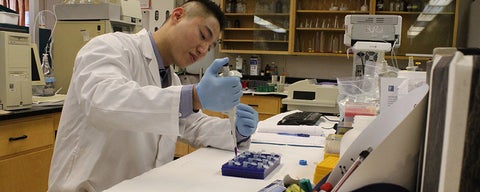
left=107, top=143, right=325, bottom=192
left=0, top=106, right=62, bottom=192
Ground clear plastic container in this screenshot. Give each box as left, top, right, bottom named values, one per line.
left=41, top=53, right=56, bottom=96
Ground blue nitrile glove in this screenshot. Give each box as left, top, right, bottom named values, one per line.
left=196, top=57, right=242, bottom=112
left=236, top=103, right=259, bottom=137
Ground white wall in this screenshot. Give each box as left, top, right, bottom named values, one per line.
left=141, top=1, right=174, bottom=32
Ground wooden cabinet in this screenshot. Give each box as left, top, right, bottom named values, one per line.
left=374, top=1, right=457, bottom=56
left=202, top=94, right=284, bottom=121
left=0, top=113, right=60, bottom=192
left=220, top=0, right=460, bottom=59
left=240, top=94, right=283, bottom=121
left=293, top=0, right=368, bottom=55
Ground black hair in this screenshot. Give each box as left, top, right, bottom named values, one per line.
left=183, top=0, right=225, bottom=30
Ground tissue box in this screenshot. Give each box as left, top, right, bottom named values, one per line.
left=0, top=12, right=18, bottom=25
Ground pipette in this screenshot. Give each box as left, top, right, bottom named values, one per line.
left=331, top=147, right=372, bottom=192
left=222, top=64, right=238, bottom=157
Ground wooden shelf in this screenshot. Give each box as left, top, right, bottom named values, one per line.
left=220, top=49, right=289, bottom=55
left=223, top=39, right=288, bottom=43
left=225, top=13, right=291, bottom=16
left=297, top=10, right=369, bottom=14
left=225, top=28, right=290, bottom=31
left=376, top=11, right=455, bottom=15
left=296, top=28, right=345, bottom=31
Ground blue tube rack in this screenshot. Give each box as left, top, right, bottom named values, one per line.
left=221, top=151, right=281, bottom=179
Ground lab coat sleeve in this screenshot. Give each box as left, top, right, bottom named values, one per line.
left=71, top=34, right=181, bottom=136
left=178, top=111, right=251, bottom=151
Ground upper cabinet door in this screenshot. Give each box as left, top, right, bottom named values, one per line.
left=220, top=0, right=293, bottom=55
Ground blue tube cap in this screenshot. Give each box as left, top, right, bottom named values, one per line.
left=299, top=159, right=307, bottom=166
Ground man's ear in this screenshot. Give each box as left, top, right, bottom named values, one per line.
left=170, top=7, right=184, bottom=24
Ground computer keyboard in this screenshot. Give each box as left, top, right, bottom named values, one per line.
left=277, top=111, right=323, bottom=126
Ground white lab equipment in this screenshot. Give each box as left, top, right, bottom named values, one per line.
left=53, top=2, right=142, bottom=94
left=281, top=79, right=339, bottom=114
left=0, top=31, right=32, bottom=110
left=54, top=0, right=142, bottom=25
left=421, top=47, right=480, bottom=192
left=344, top=15, right=402, bottom=77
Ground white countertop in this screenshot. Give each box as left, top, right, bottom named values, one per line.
left=105, top=143, right=324, bottom=192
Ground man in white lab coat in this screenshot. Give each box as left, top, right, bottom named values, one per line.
left=48, top=0, right=258, bottom=191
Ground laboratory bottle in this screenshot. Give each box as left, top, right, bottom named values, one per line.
left=42, top=53, right=56, bottom=96
left=235, top=55, right=243, bottom=73
left=265, top=63, right=271, bottom=76
left=230, top=0, right=237, bottom=13
left=225, top=0, right=231, bottom=13
left=249, top=55, right=260, bottom=76
left=236, top=0, right=245, bottom=13
left=271, top=62, right=277, bottom=75
left=242, top=59, right=249, bottom=75
left=360, top=0, right=368, bottom=11
left=275, top=0, right=283, bottom=13
left=376, top=0, right=384, bottom=11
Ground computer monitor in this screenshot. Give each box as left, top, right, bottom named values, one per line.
left=30, top=43, right=45, bottom=86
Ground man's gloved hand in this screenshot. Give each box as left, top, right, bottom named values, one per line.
left=196, top=57, right=242, bottom=112
left=235, top=103, right=258, bottom=137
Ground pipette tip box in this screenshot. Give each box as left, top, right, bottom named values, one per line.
left=221, top=151, right=281, bottom=179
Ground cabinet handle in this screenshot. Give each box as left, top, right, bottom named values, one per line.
left=9, top=135, right=28, bottom=141
left=248, top=104, right=259, bottom=107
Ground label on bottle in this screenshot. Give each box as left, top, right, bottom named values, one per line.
left=249, top=57, right=259, bottom=76
left=236, top=56, right=243, bottom=71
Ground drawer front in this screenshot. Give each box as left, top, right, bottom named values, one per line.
left=0, top=116, right=55, bottom=157
left=0, top=148, right=53, bottom=191
left=258, top=114, right=275, bottom=121
left=241, top=95, right=282, bottom=114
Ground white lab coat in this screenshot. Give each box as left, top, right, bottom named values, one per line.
left=48, top=29, right=247, bottom=192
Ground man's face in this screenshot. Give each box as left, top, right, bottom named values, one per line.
left=171, top=15, right=220, bottom=68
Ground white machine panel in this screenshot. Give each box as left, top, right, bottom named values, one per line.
left=344, top=15, right=402, bottom=48
left=0, top=31, right=32, bottom=110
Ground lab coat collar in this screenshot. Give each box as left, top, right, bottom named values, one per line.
left=137, top=29, right=161, bottom=86
left=147, top=31, right=166, bottom=71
